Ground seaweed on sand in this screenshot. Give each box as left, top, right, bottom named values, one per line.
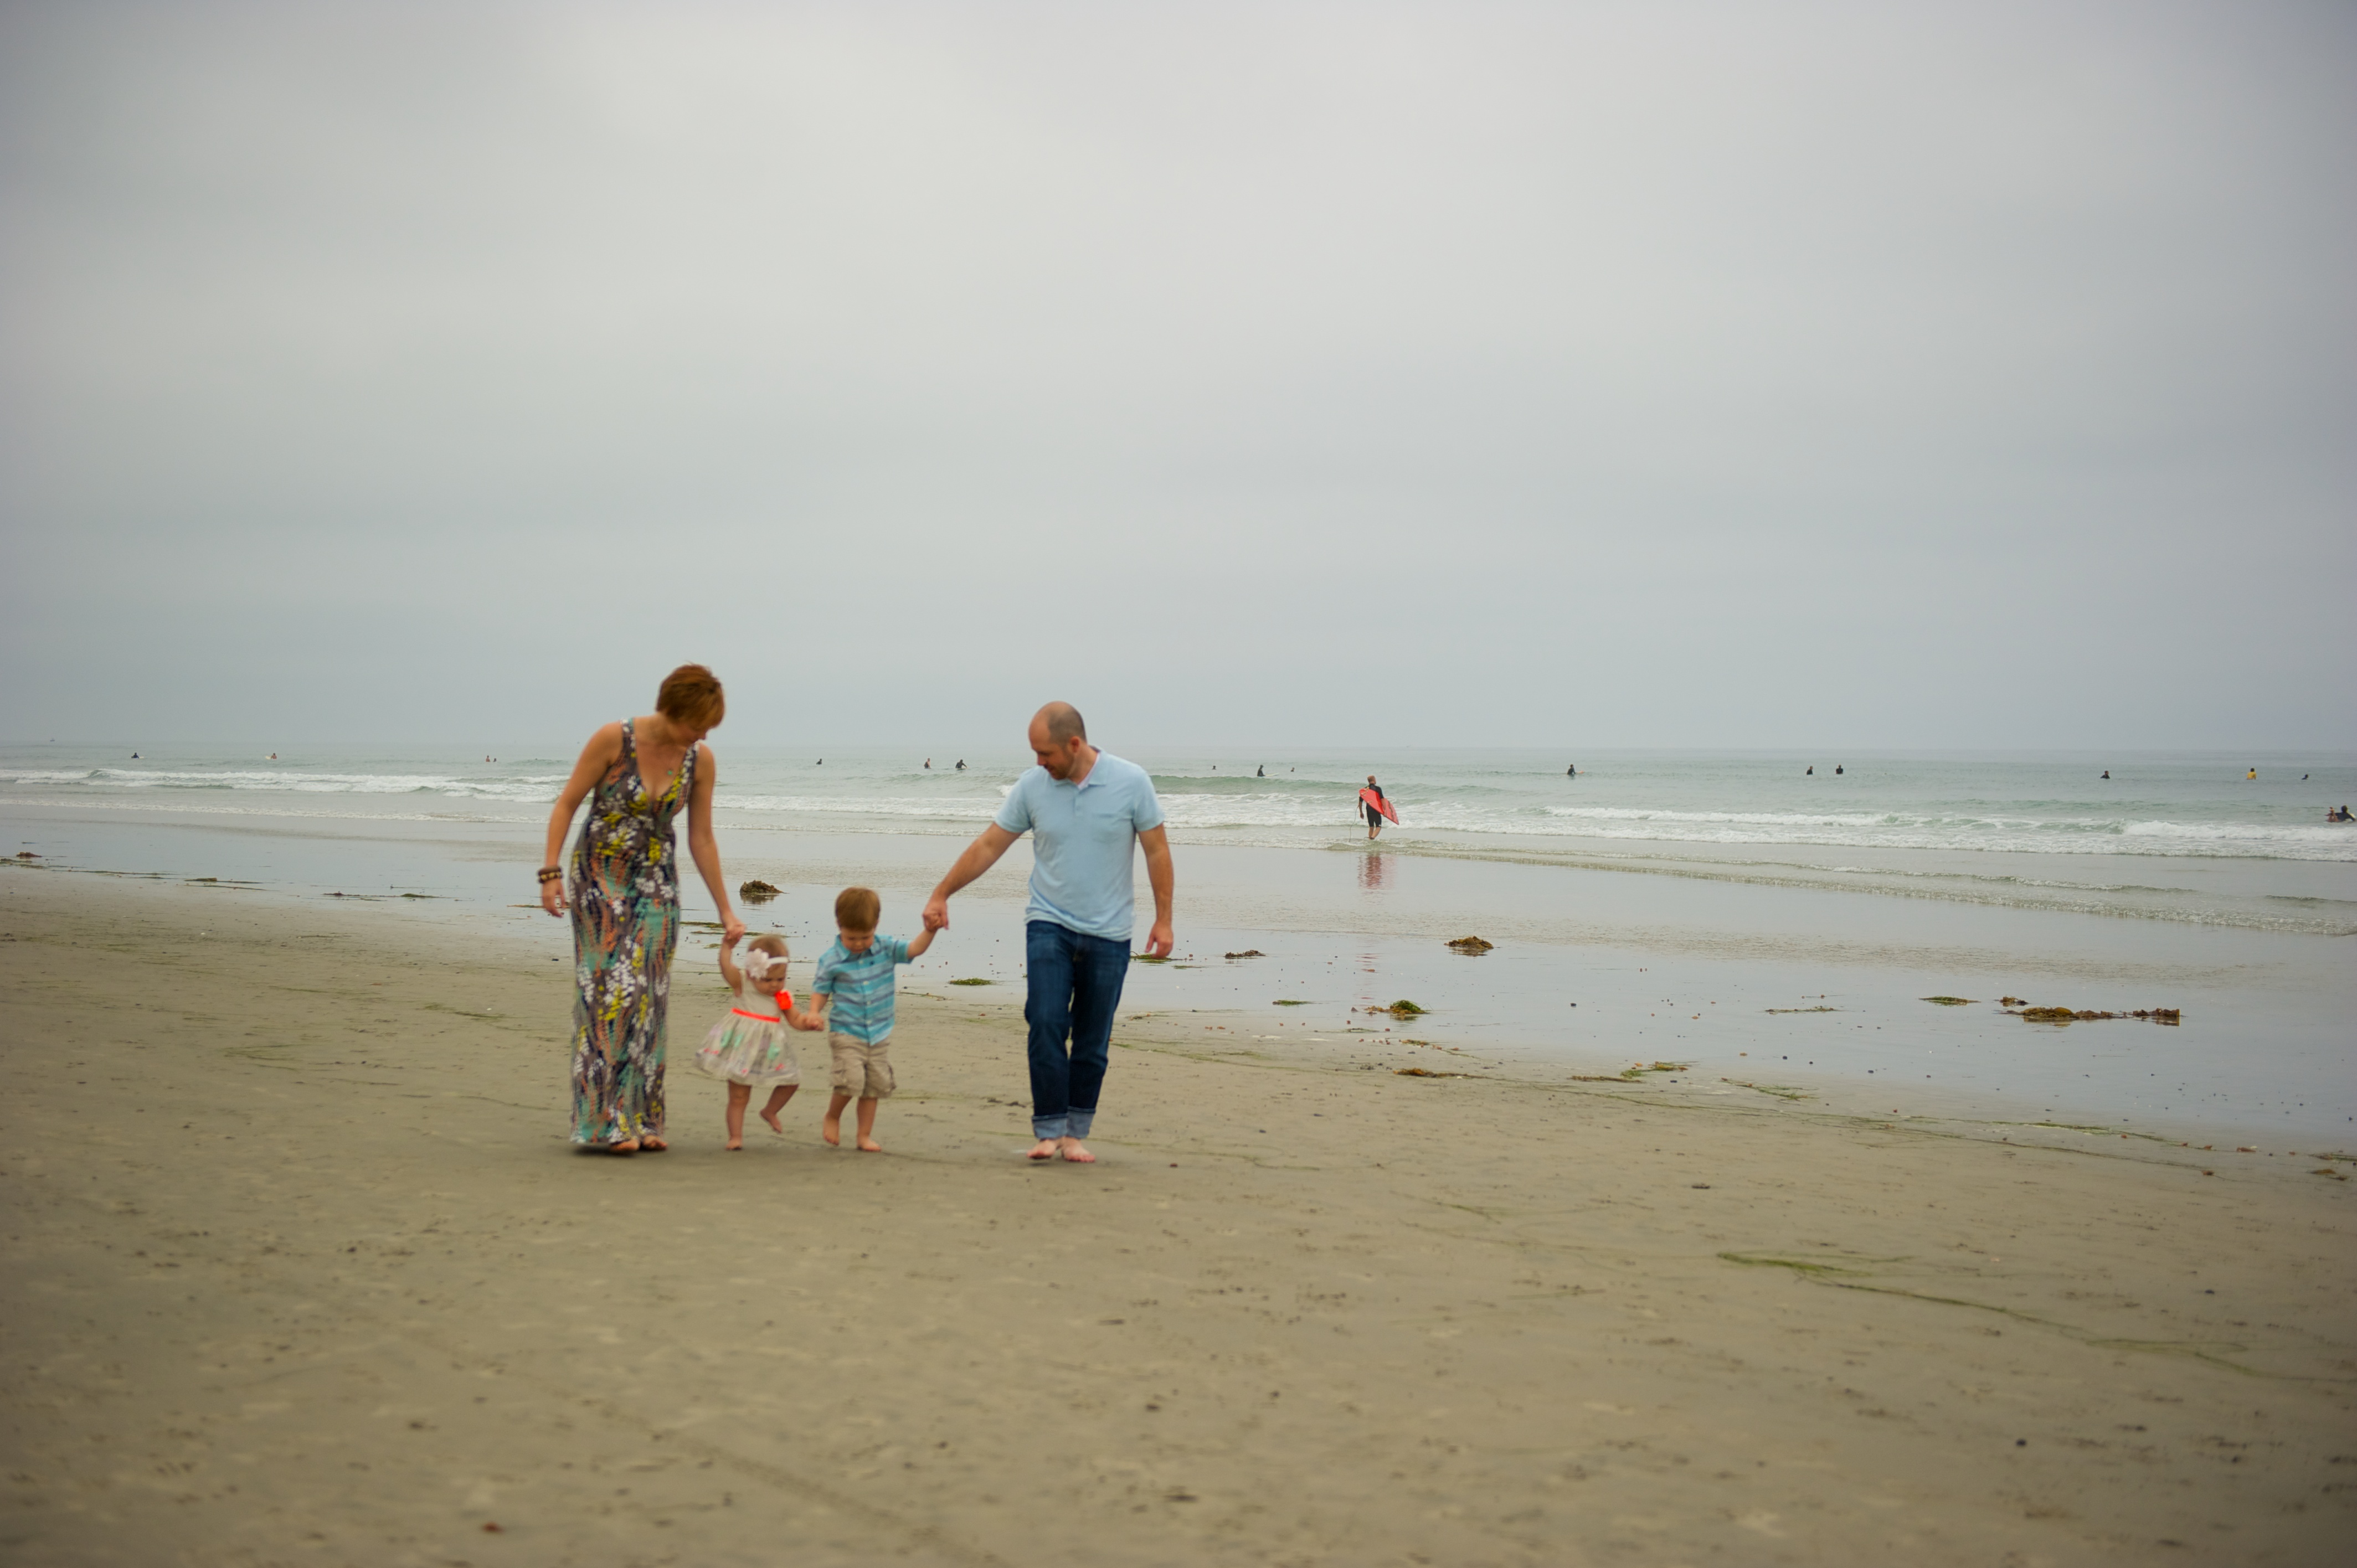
left=1445, top=936, right=1494, bottom=954
left=2005, top=1004, right=2182, bottom=1025
left=1361, top=1000, right=1427, bottom=1018
left=739, top=880, right=780, bottom=904
left=1921, top=996, right=1975, bottom=1006
left=949, top=978, right=994, bottom=987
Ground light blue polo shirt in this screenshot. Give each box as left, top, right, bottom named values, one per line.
left=994, top=752, right=1165, bottom=941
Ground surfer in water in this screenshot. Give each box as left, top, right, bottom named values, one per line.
left=1360, top=776, right=1394, bottom=840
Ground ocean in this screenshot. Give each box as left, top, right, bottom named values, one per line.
left=6, top=743, right=2353, bottom=1142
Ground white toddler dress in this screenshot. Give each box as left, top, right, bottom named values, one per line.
left=692, top=981, right=801, bottom=1086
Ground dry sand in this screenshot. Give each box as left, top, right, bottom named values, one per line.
left=3, top=868, right=2353, bottom=1566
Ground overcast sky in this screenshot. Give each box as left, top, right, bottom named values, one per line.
left=2, top=1, right=2350, bottom=751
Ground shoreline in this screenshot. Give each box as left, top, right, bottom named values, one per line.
left=7, top=798, right=2355, bottom=1143
left=4, top=868, right=2353, bottom=1564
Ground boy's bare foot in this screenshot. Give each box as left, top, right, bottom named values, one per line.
left=857, top=1136, right=883, bottom=1153
left=822, top=1116, right=842, bottom=1147
left=1058, top=1137, right=1096, bottom=1164
left=1026, top=1139, right=1059, bottom=1161
left=759, top=1108, right=786, bottom=1135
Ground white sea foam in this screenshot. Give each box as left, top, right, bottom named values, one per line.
left=8, top=750, right=2354, bottom=864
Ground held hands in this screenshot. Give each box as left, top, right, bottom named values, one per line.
left=921, top=894, right=950, bottom=932
left=721, top=928, right=740, bottom=950
left=722, top=911, right=745, bottom=943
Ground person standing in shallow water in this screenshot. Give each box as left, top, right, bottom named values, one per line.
left=1362, top=776, right=1390, bottom=840
left=923, top=703, right=1174, bottom=1164
left=539, top=664, right=745, bottom=1154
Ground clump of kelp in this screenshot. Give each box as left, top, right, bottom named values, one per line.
left=949, top=977, right=994, bottom=987
left=1224, top=949, right=1265, bottom=959
left=1921, top=996, right=1975, bottom=1006
left=1362, top=999, right=1427, bottom=1019
left=2005, top=1002, right=2180, bottom=1025
left=1569, top=1060, right=1693, bottom=1083
left=1445, top=936, right=1494, bottom=954
left=738, top=879, right=780, bottom=904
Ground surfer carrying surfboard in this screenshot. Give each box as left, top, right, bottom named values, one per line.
left=1360, top=776, right=1397, bottom=840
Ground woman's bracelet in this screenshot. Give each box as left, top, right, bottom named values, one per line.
left=537, top=866, right=563, bottom=884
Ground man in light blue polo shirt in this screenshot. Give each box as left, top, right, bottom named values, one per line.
left=923, top=702, right=1173, bottom=1164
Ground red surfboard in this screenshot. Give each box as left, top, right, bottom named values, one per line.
left=1358, top=787, right=1399, bottom=825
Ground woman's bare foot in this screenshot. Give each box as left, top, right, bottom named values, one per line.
left=857, top=1136, right=883, bottom=1153
left=1026, top=1139, right=1059, bottom=1161
left=1058, top=1137, right=1096, bottom=1164
left=821, top=1115, right=842, bottom=1147
left=608, top=1138, right=640, bottom=1155
left=640, top=1136, right=668, bottom=1152
left=725, top=1137, right=743, bottom=1151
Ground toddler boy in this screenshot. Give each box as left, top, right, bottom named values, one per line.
left=808, top=885, right=935, bottom=1152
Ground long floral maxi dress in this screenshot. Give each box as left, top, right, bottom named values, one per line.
left=568, top=720, right=694, bottom=1145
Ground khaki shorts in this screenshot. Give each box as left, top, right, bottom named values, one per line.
left=828, top=1033, right=896, bottom=1100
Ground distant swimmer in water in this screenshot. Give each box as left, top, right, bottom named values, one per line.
left=2247, top=768, right=2257, bottom=780
left=1805, top=765, right=1813, bottom=776
left=1834, top=765, right=1844, bottom=776
left=2329, top=805, right=2353, bottom=823
left=130, top=752, right=138, bottom=759
left=956, top=759, right=966, bottom=771
left=924, top=758, right=932, bottom=769
left=1566, top=764, right=1576, bottom=777
left=2101, top=770, right=2109, bottom=780
left=1257, top=765, right=1264, bottom=777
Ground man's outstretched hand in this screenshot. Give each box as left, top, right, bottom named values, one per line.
left=1144, top=918, right=1175, bottom=959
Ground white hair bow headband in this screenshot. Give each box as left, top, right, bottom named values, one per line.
left=740, top=949, right=786, bottom=982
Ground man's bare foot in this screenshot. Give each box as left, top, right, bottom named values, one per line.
left=759, top=1108, right=786, bottom=1135
left=1026, top=1139, right=1059, bottom=1161
left=1057, top=1137, right=1095, bottom=1164
left=822, top=1116, right=842, bottom=1147
left=857, top=1136, right=883, bottom=1153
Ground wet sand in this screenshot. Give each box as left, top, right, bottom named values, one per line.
left=3, top=868, right=2353, bottom=1566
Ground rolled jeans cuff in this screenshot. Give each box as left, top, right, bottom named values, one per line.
left=1031, top=1107, right=1095, bottom=1142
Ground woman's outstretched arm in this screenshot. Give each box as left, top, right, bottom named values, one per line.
left=685, top=741, right=744, bottom=942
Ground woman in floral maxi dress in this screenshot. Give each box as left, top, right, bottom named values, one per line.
left=538, top=666, right=745, bottom=1152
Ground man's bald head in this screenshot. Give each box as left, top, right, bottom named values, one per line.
left=1036, top=703, right=1087, bottom=745
left=1028, top=703, right=1093, bottom=780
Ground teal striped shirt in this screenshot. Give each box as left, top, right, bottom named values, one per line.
left=811, top=934, right=913, bottom=1044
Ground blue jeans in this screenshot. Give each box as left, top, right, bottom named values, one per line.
left=1024, top=920, right=1131, bottom=1141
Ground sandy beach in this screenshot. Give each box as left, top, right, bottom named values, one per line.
left=4, top=866, right=2353, bottom=1566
